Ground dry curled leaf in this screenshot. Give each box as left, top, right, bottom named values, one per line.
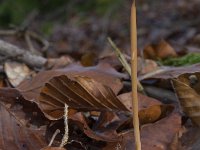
left=172, top=72, right=200, bottom=126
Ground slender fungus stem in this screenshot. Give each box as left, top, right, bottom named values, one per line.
left=131, top=1, right=141, bottom=150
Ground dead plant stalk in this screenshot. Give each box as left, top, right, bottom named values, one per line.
left=131, top=1, right=141, bottom=150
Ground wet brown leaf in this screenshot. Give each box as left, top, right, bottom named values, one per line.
left=172, top=72, right=200, bottom=126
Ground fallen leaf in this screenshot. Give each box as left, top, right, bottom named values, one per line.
left=138, top=57, right=158, bottom=75
left=47, top=56, right=74, bottom=69
left=69, top=112, right=128, bottom=142
left=103, top=113, right=181, bottom=150
left=41, top=147, right=66, bottom=150
left=179, top=126, right=200, bottom=150
left=144, top=40, right=177, bottom=60
left=4, top=61, right=33, bottom=87
left=81, top=52, right=97, bottom=66
left=17, top=63, right=127, bottom=98
left=172, top=72, right=200, bottom=126
left=0, top=102, right=48, bottom=150
left=118, top=92, right=174, bottom=125
left=139, top=63, right=200, bottom=81
left=38, top=75, right=128, bottom=120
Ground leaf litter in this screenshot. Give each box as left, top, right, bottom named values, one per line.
left=1, top=0, right=200, bottom=149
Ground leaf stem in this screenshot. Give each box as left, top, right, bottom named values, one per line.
left=131, top=2, right=141, bottom=150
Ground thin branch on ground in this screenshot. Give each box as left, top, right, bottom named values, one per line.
left=0, top=40, right=47, bottom=68
left=108, top=37, right=145, bottom=94
left=27, top=31, right=49, bottom=52
left=131, top=1, right=141, bottom=150
left=25, top=31, right=37, bottom=54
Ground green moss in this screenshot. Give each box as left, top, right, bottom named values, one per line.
left=0, top=0, right=40, bottom=26
left=162, top=53, right=200, bottom=66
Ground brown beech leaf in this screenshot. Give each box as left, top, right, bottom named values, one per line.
left=38, top=75, right=128, bottom=120
left=17, top=70, right=128, bottom=120
left=118, top=92, right=174, bottom=125
left=17, top=63, right=127, bottom=100
left=0, top=103, right=48, bottom=150
left=103, top=113, right=181, bottom=150
left=144, top=40, right=177, bottom=60
left=172, top=72, right=200, bottom=126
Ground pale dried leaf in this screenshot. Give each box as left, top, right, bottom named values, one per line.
left=4, top=61, right=32, bottom=87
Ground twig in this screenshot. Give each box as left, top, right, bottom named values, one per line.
left=107, top=37, right=145, bottom=94
left=0, top=30, right=17, bottom=35
left=0, top=40, right=47, bottom=68
left=131, top=2, right=141, bottom=150
left=60, top=104, right=69, bottom=148
left=25, top=31, right=37, bottom=54
left=27, top=31, right=49, bottom=52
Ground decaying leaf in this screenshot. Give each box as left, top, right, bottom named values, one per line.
left=172, top=72, right=200, bottom=126
left=0, top=103, right=48, bottom=150
left=103, top=113, right=181, bottom=150
left=4, top=61, right=33, bottom=87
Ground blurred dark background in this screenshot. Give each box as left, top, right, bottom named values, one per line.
left=0, top=0, right=200, bottom=57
